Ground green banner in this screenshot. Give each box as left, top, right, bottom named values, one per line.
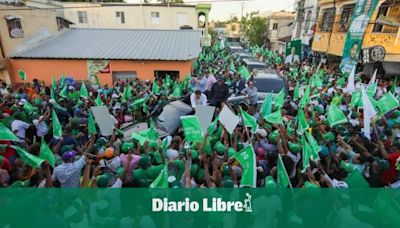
left=181, top=115, right=203, bottom=142
left=285, top=40, right=302, bottom=64
left=340, top=0, right=379, bottom=74
left=1, top=189, right=400, bottom=227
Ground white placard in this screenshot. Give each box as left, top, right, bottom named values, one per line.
left=91, top=106, right=114, bottom=136
left=218, top=105, right=239, bottom=134
left=195, top=105, right=215, bottom=135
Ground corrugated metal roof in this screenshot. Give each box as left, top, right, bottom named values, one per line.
left=11, top=28, right=202, bottom=61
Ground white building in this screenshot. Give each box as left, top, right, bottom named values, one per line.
left=291, top=0, right=319, bottom=55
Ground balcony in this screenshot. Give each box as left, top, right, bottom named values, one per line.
left=362, top=33, right=399, bottom=55
left=313, top=31, right=400, bottom=59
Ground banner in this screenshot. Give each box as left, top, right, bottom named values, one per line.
left=91, top=106, right=114, bottom=136
left=339, top=0, right=379, bottom=74
left=180, top=115, right=203, bottom=142
left=285, top=40, right=302, bottom=64
left=87, top=60, right=110, bottom=86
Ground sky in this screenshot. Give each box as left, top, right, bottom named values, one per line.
left=126, top=0, right=295, bottom=21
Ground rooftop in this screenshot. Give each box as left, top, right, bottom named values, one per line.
left=11, top=28, right=202, bottom=61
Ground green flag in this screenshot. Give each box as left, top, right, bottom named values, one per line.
left=327, top=105, right=348, bottom=127
left=60, top=75, right=65, bottom=89
left=51, top=76, right=57, bottom=89
left=277, top=154, right=291, bottom=188
left=14, top=146, right=44, bottom=168
left=139, top=127, right=159, bottom=141
left=345, top=170, right=369, bottom=188
left=300, top=136, right=311, bottom=172
left=337, top=77, right=346, bottom=86
left=131, top=98, right=147, bottom=108
left=391, top=77, right=397, bottom=94
left=88, top=112, right=97, bottom=135
left=305, top=131, right=321, bottom=160
left=171, top=83, right=182, bottom=98
left=0, top=123, right=19, bottom=141
left=207, top=115, right=220, bottom=135
left=273, top=89, right=285, bottom=109
left=60, top=85, right=68, bottom=99
left=232, top=146, right=256, bottom=187
left=52, top=109, right=62, bottom=139
left=181, top=115, right=203, bottom=142
left=240, top=109, right=258, bottom=132
left=377, top=92, right=399, bottom=115
left=296, top=109, right=309, bottom=135
left=80, top=81, right=89, bottom=99
left=149, top=161, right=168, bottom=188
left=18, top=70, right=26, bottom=81
left=132, top=132, right=149, bottom=146
left=264, top=109, right=283, bottom=125
left=260, top=93, right=273, bottom=118
left=152, top=81, right=160, bottom=95
left=23, top=101, right=36, bottom=115
left=293, top=82, right=300, bottom=101
left=239, top=65, right=251, bottom=81
left=350, top=89, right=362, bottom=108
left=299, top=85, right=310, bottom=109
left=95, top=93, right=103, bottom=106
left=50, top=87, right=55, bottom=100
left=366, top=83, right=377, bottom=97
left=40, top=139, right=55, bottom=167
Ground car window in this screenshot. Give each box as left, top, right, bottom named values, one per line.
left=254, top=78, right=285, bottom=93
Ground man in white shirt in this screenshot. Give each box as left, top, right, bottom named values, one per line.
left=11, top=119, right=30, bottom=139
left=190, top=90, right=207, bottom=110
left=285, top=47, right=300, bottom=64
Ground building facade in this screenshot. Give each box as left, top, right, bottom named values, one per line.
left=0, top=3, right=60, bottom=83
left=25, top=1, right=201, bottom=30
left=261, top=11, right=296, bottom=53
left=312, top=0, right=400, bottom=76
left=9, top=28, right=201, bottom=84
left=291, top=0, right=319, bottom=57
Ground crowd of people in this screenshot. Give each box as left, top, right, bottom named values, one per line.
left=0, top=39, right=399, bottom=189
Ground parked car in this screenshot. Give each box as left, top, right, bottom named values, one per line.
left=242, top=58, right=268, bottom=73
left=227, top=71, right=287, bottom=105
left=122, top=100, right=192, bottom=139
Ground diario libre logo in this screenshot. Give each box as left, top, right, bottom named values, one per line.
left=152, top=193, right=252, bottom=213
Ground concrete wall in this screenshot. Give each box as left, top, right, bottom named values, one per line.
left=8, top=59, right=193, bottom=85
left=0, top=4, right=59, bottom=57
left=29, top=2, right=199, bottom=30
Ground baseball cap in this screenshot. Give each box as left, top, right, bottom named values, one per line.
left=61, top=151, right=76, bottom=162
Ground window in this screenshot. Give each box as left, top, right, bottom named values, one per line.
left=273, top=23, right=278, bottom=30
left=151, top=12, right=160, bottom=24
left=304, top=11, right=312, bottom=33
left=56, top=17, right=71, bottom=31
left=373, top=3, right=389, bottom=32
left=77, top=11, right=88, bottom=24
left=338, top=4, right=355, bottom=32
left=6, top=16, right=23, bottom=38
left=177, top=13, right=187, bottom=26
left=116, top=11, right=125, bottom=24
left=320, top=7, right=335, bottom=32
left=231, top=24, right=236, bottom=31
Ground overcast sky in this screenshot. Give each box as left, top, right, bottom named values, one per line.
left=126, top=0, right=295, bottom=21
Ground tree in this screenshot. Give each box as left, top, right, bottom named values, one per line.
left=241, top=16, right=267, bottom=46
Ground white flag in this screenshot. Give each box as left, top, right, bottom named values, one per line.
left=361, top=85, right=377, bottom=140
left=368, top=69, right=377, bottom=86
left=346, top=65, right=356, bottom=94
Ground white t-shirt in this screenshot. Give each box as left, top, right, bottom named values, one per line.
left=33, top=118, right=49, bottom=137
left=166, top=149, right=179, bottom=160
left=11, top=120, right=30, bottom=138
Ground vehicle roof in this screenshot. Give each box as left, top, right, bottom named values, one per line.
left=254, top=72, right=282, bottom=79
left=243, top=58, right=266, bottom=66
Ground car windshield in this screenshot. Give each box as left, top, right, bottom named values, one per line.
left=156, top=101, right=192, bottom=133
left=247, top=64, right=267, bottom=73
left=254, top=78, right=285, bottom=93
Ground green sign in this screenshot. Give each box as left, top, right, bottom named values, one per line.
left=285, top=40, right=302, bottom=64
left=181, top=115, right=203, bottom=142
left=340, top=0, right=379, bottom=74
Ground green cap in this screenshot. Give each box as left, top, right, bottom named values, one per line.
left=214, top=142, right=226, bottom=155
left=190, top=163, right=200, bottom=177
left=288, top=142, right=300, bottom=154
left=222, top=164, right=230, bottom=176
left=97, top=175, right=110, bottom=187
left=227, top=147, right=236, bottom=158
left=268, top=130, right=279, bottom=144
left=222, top=177, right=234, bottom=187
left=322, top=132, right=335, bottom=142
left=149, top=141, right=158, bottom=148
left=190, top=149, right=199, bottom=159
left=121, top=142, right=134, bottom=154
left=10, top=180, right=30, bottom=188
left=340, top=161, right=354, bottom=173
left=196, top=169, right=205, bottom=182
left=265, top=176, right=276, bottom=189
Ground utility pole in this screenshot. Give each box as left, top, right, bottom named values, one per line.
left=241, top=2, right=245, bottom=19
